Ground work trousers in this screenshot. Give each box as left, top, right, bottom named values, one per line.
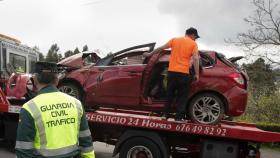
left=163, top=71, right=190, bottom=119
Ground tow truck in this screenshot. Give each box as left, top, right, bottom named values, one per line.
left=1, top=87, right=280, bottom=158
left=0, top=34, right=39, bottom=90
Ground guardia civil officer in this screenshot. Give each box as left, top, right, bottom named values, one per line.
left=15, top=62, right=95, bottom=158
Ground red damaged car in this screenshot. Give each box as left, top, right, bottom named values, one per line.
left=7, top=43, right=248, bottom=124
left=56, top=43, right=248, bottom=124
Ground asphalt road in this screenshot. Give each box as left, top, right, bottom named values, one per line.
left=0, top=141, right=279, bottom=158
left=0, top=141, right=118, bottom=158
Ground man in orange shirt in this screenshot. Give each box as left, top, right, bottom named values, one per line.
left=151, top=27, right=200, bottom=121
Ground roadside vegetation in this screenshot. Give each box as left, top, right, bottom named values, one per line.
left=232, top=0, right=280, bottom=125
left=235, top=59, right=280, bottom=148
left=230, top=0, right=280, bottom=149
left=37, top=43, right=89, bottom=62
left=238, top=58, right=280, bottom=124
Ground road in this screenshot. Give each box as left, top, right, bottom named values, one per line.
left=0, top=141, right=118, bottom=158
left=0, top=141, right=279, bottom=158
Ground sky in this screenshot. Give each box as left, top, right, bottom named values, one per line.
left=0, top=0, right=256, bottom=58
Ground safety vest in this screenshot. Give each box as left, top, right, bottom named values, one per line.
left=22, top=91, right=84, bottom=157
left=16, top=66, right=25, bottom=73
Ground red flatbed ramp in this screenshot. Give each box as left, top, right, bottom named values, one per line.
left=1, top=87, right=280, bottom=144
left=86, top=109, right=280, bottom=143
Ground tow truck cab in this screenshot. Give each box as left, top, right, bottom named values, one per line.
left=0, top=34, right=39, bottom=91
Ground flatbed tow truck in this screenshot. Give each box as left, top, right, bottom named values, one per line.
left=1, top=88, right=280, bottom=158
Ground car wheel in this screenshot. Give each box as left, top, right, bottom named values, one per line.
left=58, top=83, right=83, bottom=101
left=188, top=93, right=225, bottom=124
left=119, top=137, right=162, bottom=158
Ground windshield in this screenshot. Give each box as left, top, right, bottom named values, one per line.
left=96, top=43, right=156, bottom=66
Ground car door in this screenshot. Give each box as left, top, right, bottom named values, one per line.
left=92, top=65, right=145, bottom=106
left=141, top=50, right=166, bottom=97
left=85, top=43, right=155, bottom=106
left=59, top=44, right=157, bottom=108
left=82, top=65, right=105, bottom=105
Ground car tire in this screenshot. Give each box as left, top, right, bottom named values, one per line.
left=119, top=137, right=162, bottom=158
left=58, top=83, right=83, bottom=101
left=188, top=93, right=225, bottom=124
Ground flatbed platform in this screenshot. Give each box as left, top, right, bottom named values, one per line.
left=87, top=108, right=280, bottom=143
left=1, top=87, right=280, bottom=158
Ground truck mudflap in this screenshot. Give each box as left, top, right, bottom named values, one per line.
left=86, top=109, right=280, bottom=143
left=0, top=87, right=9, bottom=112
left=0, top=87, right=22, bottom=114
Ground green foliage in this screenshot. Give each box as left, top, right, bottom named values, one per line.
left=82, top=45, right=88, bottom=52
left=257, top=123, right=280, bottom=133
left=45, top=44, right=62, bottom=63
left=238, top=92, right=280, bottom=123
left=58, top=54, right=63, bottom=61
left=73, top=47, right=80, bottom=55
left=237, top=58, right=280, bottom=124
left=64, top=50, right=74, bottom=58
left=45, top=44, right=91, bottom=62
left=105, top=52, right=113, bottom=57
left=32, top=46, right=44, bottom=61
left=243, top=58, right=277, bottom=96
left=38, top=52, right=44, bottom=61
left=64, top=47, right=83, bottom=58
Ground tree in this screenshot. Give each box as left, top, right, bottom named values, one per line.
left=38, top=52, right=45, bottom=61
left=58, top=54, right=63, bottom=61
left=64, top=47, right=83, bottom=58
left=237, top=58, right=279, bottom=123
left=45, top=44, right=62, bottom=62
left=242, top=92, right=280, bottom=123
left=64, top=50, right=74, bottom=58
left=73, top=47, right=80, bottom=55
left=105, top=52, right=113, bottom=57
left=82, top=45, right=89, bottom=52
left=243, top=58, right=277, bottom=96
left=232, top=0, right=280, bottom=66
left=32, top=46, right=44, bottom=61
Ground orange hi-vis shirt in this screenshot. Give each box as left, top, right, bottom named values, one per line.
left=167, top=36, right=198, bottom=74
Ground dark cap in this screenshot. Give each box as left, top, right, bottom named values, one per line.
left=34, top=62, right=58, bottom=74
left=185, top=27, right=200, bottom=38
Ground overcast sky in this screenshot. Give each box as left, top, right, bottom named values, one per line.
left=0, top=0, right=256, bottom=57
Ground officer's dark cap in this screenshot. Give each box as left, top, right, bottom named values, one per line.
left=186, top=27, right=200, bottom=39
left=34, top=62, right=58, bottom=74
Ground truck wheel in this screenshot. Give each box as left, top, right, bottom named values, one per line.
left=58, top=83, right=83, bottom=101
left=119, top=137, right=162, bottom=158
left=188, top=93, right=225, bottom=124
